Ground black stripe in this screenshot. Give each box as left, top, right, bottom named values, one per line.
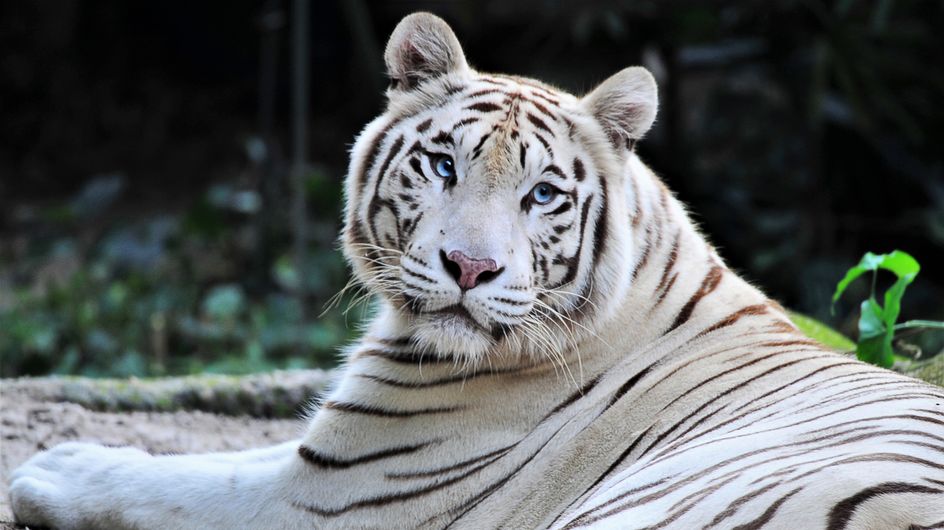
left=298, top=441, right=433, bottom=469
left=527, top=112, right=553, bottom=134
left=533, top=132, right=553, bottom=157
left=452, top=116, right=480, bottom=130
left=908, top=520, right=944, bottom=530
left=698, top=304, right=770, bottom=336
left=667, top=264, right=724, bottom=333
left=364, top=134, right=406, bottom=244
left=293, top=454, right=496, bottom=517
left=728, top=361, right=861, bottom=414
left=431, top=131, right=453, bottom=145
left=489, top=297, right=530, bottom=306
left=468, top=88, right=505, bottom=98
left=408, top=157, right=429, bottom=182
left=653, top=274, right=678, bottom=307
left=573, top=157, right=586, bottom=182
left=471, top=132, right=491, bottom=158
left=386, top=444, right=514, bottom=480
left=530, top=90, right=560, bottom=107
left=443, top=83, right=465, bottom=96
left=545, top=201, right=572, bottom=216
left=356, top=119, right=400, bottom=192
left=827, top=482, right=943, bottom=530
left=478, top=76, right=511, bottom=87
left=403, top=211, right=424, bottom=238
left=541, top=374, right=602, bottom=421
left=401, top=266, right=437, bottom=284
left=582, top=425, right=653, bottom=501
left=360, top=348, right=456, bottom=365
left=466, top=101, right=503, bottom=113
left=323, top=401, right=461, bottom=418
left=730, top=486, right=803, bottom=530
left=416, top=118, right=433, bottom=133
left=443, top=417, right=575, bottom=527
left=606, top=364, right=655, bottom=410
left=631, top=225, right=654, bottom=280
left=657, top=349, right=804, bottom=416
left=375, top=336, right=412, bottom=347
left=642, top=355, right=821, bottom=459
left=544, top=164, right=566, bottom=179
left=528, top=99, right=558, bottom=121
left=653, top=231, right=681, bottom=296
left=591, top=177, right=608, bottom=264
left=359, top=366, right=523, bottom=389
left=547, top=194, right=592, bottom=289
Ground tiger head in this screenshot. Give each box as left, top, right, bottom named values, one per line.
left=342, top=13, right=658, bottom=363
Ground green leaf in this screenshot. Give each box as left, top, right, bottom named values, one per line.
left=856, top=298, right=894, bottom=367
left=832, top=250, right=920, bottom=303
left=856, top=334, right=894, bottom=368
left=883, top=276, right=916, bottom=332
left=858, top=298, right=885, bottom=340
left=786, top=311, right=855, bottom=351
left=875, top=250, right=920, bottom=279
left=831, top=264, right=872, bottom=305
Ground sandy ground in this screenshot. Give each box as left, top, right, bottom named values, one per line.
left=0, top=381, right=309, bottom=529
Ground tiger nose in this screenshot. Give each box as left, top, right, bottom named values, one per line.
left=441, top=250, right=504, bottom=290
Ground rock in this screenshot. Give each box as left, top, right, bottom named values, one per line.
left=4, top=369, right=334, bottom=418
left=898, top=353, right=944, bottom=387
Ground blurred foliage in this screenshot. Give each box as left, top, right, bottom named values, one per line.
left=2, top=0, right=943, bottom=376
left=1, top=171, right=364, bottom=378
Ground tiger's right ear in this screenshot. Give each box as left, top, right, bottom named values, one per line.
left=384, top=13, right=469, bottom=91
left=581, top=67, right=658, bottom=150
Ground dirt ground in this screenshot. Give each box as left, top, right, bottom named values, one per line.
left=0, top=379, right=312, bottom=529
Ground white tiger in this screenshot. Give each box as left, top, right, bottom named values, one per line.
left=10, top=12, right=944, bottom=530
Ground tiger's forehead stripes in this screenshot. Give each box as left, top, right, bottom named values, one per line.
left=433, top=77, right=587, bottom=191
left=483, top=90, right=523, bottom=190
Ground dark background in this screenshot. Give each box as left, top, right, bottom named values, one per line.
left=2, top=1, right=943, bottom=377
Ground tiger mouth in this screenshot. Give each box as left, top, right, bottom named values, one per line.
left=426, top=304, right=483, bottom=328
left=401, top=295, right=511, bottom=342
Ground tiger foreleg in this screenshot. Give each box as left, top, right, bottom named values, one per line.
left=10, top=441, right=309, bottom=529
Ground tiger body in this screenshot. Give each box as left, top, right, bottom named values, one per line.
left=10, top=13, right=944, bottom=530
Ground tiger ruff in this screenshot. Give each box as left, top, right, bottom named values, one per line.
left=10, top=12, right=944, bottom=530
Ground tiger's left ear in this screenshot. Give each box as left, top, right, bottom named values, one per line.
left=384, top=13, right=469, bottom=91
left=581, top=67, right=658, bottom=150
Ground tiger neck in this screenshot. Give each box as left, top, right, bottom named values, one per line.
left=606, top=154, right=754, bottom=347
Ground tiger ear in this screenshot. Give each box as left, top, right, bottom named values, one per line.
left=581, top=67, right=658, bottom=150
left=384, top=13, right=469, bottom=91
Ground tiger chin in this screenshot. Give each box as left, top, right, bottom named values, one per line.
left=11, top=12, right=944, bottom=530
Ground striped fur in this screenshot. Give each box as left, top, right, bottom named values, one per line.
left=10, top=13, right=944, bottom=530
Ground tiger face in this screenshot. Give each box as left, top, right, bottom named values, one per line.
left=343, top=13, right=657, bottom=362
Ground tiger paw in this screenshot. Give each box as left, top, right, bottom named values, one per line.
left=10, top=442, right=150, bottom=529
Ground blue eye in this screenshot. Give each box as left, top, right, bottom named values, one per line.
left=433, top=155, right=455, bottom=179
left=530, top=183, right=557, bottom=205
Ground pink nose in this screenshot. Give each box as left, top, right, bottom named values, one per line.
left=442, top=250, right=503, bottom=290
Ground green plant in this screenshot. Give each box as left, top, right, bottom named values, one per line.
left=832, top=250, right=944, bottom=368
left=786, top=311, right=855, bottom=352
